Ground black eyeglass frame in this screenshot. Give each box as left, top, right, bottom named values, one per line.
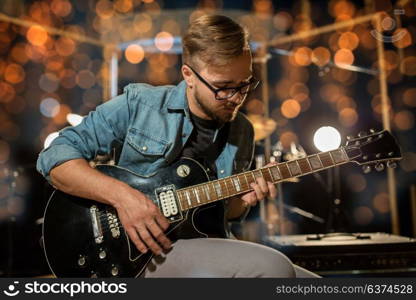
left=185, top=64, right=260, bottom=101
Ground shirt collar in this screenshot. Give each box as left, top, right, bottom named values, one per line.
left=167, top=80, right=188, bottom=110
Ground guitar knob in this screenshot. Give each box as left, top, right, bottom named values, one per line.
left=369, top=128, right=375, bottom=133
left=362, top=165, right=371, bottom=174
left=387, top=161, right=397, bottom=169
left=375, top=163, right=385, bottom=172
left=78, top=256, right=86, bottom=267
left=99, top=250, right=107, bottom=260
left=111, top=266, right=119, bottom=277
left=347, top=135, right=353, bottom=141
left=358, top=131, right=366, bottom=137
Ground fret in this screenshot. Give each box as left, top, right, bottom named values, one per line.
left=328, top=151, right=335, bottom=164
left=267, top=167, right=274, bottom=182
left=238, top=174, right=248, bottom=190
left=270, top=166, right=281, bottom=181
left=331, top=148, right=348, bottom=164
left=308, top=155, right=323, bottom=170
left=287, top=161, right=301, bottom=176
left=213, top=181, right=222, bottom=198
left=319, top=152, right=334, bottom=167
left=185, top=190, right=192, bottom=206
left=246, top=171, right=256, bottom=185
left=232, top=176, right=242, bottom=192
left=203, top=184, right=211, bottom=201
left=297, top=158, right=312, bottom=173
left=194, top=188, right=201, bottom=204
left=177, top=191, right=187, bottom=210
left=261, top=168, right=273, bottom=182
left=225, top=178, right=236, bottom=195
left=220, top=179, right=230, bottom=197
left=278, top=163, right=291, bottom=179
left=253, top=169, right=263, bottom=179
left=243, top=172, right=251, bottom=187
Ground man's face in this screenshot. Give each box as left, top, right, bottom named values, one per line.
left=187, top=51, right=253, bottom=123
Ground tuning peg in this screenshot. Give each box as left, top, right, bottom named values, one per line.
left=362, top=165, right=371, bottom=174
left=387, top=161, right=397, bottom=169
left=346, top=135, right=353, bottom=141
left=358, top=131, right=366, bottom=138
left=375, top=163, right=385, bottom=172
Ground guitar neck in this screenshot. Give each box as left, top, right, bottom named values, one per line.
left=176, top=147, right=351, bottom=211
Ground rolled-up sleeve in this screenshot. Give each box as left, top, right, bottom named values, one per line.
left=36, top=93, right=131, bottom=182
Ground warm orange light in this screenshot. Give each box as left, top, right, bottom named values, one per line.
left=280, top=131, right=298, bottom=149
left=372, top=193, right=390, bottom=214
left=403, top=88, right=416, bottom=107
left=55, top=37, right=76, bottom=56
left=394, top=110, right=414, bottom=130
left=125, top=44, right=145, bottom=64
left=155, top=32, right=174, bottom=52
left=114, top=0, right=133, bottom=13
left=311, top=47, right=330, bottom=67
left=10, top=43, right=29, bottom=64
left=0, top=82, right=15, bottom=103
left=96, top=0, right=114, bottom=19
left=393, top=28, right=412, bottom=49
left=347, top=173, right=366, bottom=192
left=4, top=63, right=25, bottom=84
left=334, top=48, right=354, bottom=66
left=53, top=104, right=71, bottom=125
left=293, top=47, right=312, bottom=66
left=281, top=99, right=301, bottom=119
left=26, top=25, right=48, bottom=46
left=76, top=70, right=96, bottom=89
left=339, top=107, right=358, bottom=127
left=133, top=13, right=153, bottom=33
left=354, top=206, right=374, bottom=226
left=338, top=31, right=359, bottom=50
left=51, top=0, right=72, bottom=17
left=401, top=56, right=416, bottom=76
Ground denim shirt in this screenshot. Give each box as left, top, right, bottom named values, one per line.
left=37, top=80, right=255, bottom=190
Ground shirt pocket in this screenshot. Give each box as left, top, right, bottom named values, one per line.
left=124, top=127, right=170, bottom=176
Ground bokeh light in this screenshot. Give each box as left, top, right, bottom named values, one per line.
left=125, top=44, right=145, bottom=64
left=281, top=99, right=301, bottom=119
left=26, top=25, right=48, bottom=46
left=154, top=31, right=174, bottom=52
left=40, top=97, right=60, bottom=118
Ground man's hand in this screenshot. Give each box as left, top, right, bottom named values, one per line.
left=241, top=162, right=278, bottom=207
left=114, top=185, right=172, bottom=256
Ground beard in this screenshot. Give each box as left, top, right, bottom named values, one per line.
left=194, top=88, right=239, bottom=123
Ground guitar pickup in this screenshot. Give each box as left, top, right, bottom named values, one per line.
left=90, top=205, right=104, bottom=244
left=155, top=185, right=183, bottom=222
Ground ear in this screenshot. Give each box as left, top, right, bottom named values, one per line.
left=181, top=65, right=193, bottom=88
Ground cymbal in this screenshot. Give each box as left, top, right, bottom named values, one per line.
left=246, top=114, right=277, bottom=141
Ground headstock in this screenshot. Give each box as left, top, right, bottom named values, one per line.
left=344, top=130, right=402, bottom=173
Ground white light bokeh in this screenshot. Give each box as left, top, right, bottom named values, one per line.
left=40, top=97, right=60, bottom=118
left=313, top=126, right=341, bottom=151
left=66, top=113, right=84, bottom=126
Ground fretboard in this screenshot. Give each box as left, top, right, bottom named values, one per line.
left=176, top=147, right=349, bottom=211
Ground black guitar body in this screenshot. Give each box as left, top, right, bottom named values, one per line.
left=42, top=158, right=227, bottom=277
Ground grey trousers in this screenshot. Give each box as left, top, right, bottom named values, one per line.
left=143, top=238, right=319, bottom=278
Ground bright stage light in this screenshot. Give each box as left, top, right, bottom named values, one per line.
left=313, top=126, right=341, bottom=152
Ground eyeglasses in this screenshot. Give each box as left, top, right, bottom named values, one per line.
left=185, top=64, right=260, bottom=101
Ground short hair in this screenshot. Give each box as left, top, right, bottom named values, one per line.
left=182, top=15, right=250, bottom=68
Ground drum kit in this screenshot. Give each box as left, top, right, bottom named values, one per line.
left=244, top=114, right=324, bottom=240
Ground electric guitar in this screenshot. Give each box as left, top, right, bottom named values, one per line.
left=42, top=130, right=401, bottom=277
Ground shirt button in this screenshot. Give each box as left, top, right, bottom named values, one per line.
left=142, top=146, right=147, bottom=151
left=182, top=133, right=187, bottom=137
left=220, top=170, right=225, bottom=174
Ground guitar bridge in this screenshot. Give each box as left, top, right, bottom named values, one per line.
left=155, top=185, right=183, bottom=222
